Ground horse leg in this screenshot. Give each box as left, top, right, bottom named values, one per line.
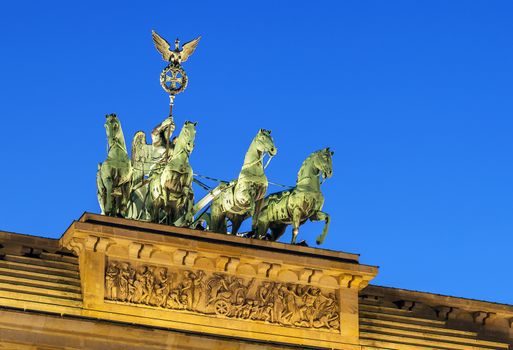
left=96, top=167, right=106, bottom=215
left=291, top=208, right=303, bottom=244
left=197, top=211, right=211, bottom=230
left=120, top=180, right=132, bottom=217
left=183, top=192, right=194, bottom=226
left=251, top=199, right=264, bottom=232
left=151, top=202, right=158, bottom=223
left=166, top=206, right=173, bottom=225
left=269, top=223, right=287, bottom=242
left=253, top=211, right=269, bottom=239
left=128, top=188, right=143, bottom=220
left=311, top=211, right=330, bottom=245
left=169, top=201, right=178, bottom=225
left=151, top=196, right=162, bottom=223
left=231, top=215, right=244, bottom=235
left=210, top=202, right=226, bottom=233
left=142, top=188, right=152, bottom=221
left=104, top=176, right=114, bottom=216
left=112, top=168, right=121, bottom=216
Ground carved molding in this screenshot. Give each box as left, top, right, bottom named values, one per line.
left=473, top=311, right=494, bottom=325
left=436, top=306, right=453, bottom=321
left=66, top=237, right=86, bottom=255
left=395, top=300, right=415, bottom=311
left=104, top=260, right=340, bottom=331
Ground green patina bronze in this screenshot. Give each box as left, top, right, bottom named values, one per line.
left=253, top=148, right=333, bottom=245
left=149, top=121, right=197, bottom=225
left=127, top=116, right=176, bottom=222
left=208, top=129, right=277, bottom=234
left=96, top=114, right=133, bottom=217
left=131, top=116, right=176, bottom=187
left=95, top=30, right=335, bottom=246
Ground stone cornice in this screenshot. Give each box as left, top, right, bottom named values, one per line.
left=363, top=285, right=513, bottom=317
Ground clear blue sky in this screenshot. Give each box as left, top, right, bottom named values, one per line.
left=0, top=1, right=512, bottom=304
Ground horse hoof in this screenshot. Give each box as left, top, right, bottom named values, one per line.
left=295, top=240, right=308, bottom=247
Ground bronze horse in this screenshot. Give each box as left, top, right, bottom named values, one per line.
left=209, top=129, right=277, bottom=234
left=253, top=148, right=333, bottom=245
left=96, top=114, right=133, bottom=217
left=149, top=121, right=197, bottom=225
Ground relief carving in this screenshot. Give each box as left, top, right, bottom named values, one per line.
left=105, top=260, right=340, bottom=331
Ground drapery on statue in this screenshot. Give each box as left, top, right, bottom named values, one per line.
left=131, top=116, right=176, bottom=186
left=208, top=129, right=277, bottom=234
left=128, top=116, right=177, bottom=221
left=253, top=148, right=334, bottom=245
left=149, top=121, right=197, bottom=225
left=96, top=114, right=133, bottom=217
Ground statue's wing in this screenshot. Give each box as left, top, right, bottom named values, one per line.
left=180, top=36, right=201, bottom=63
left=152, top=30, right=172, bottom=61
left=131, top=131, right=151, bottom=181
left=131, top=131, right=147, bottom=163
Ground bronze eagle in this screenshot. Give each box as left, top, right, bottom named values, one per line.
left=152, top=30, right=201, bottom=64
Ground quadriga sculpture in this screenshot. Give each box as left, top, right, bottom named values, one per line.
left=209, top=129, right=277, bottom=234
left=253, top=148, right=333, bottom=245
left=149, top=121, right=197, bottom=225
left=96, top=114, right=133, bottom=217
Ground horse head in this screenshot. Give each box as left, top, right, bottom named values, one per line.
left=104, top=114, right=124, bottom=144
left=254, top=129, right=277, bottom=157
left=313, top=147, right=334, bottom=181
left=174, top=121, right=197, bottom=156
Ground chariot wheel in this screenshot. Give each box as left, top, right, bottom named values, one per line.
left=214, top=300, right=229, bottom=316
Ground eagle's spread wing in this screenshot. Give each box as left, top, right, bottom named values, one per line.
left=181, top=36, right=201, bottom=63
left=152, top=30, right=172, bottom=61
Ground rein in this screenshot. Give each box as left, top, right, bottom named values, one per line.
left=108, top=137, right=127, bottom=153
left=296, top=156, right=328, bottom=187
left=264, top=155, right=274, bottom=170
left=241, top=151, right=274, bottom=170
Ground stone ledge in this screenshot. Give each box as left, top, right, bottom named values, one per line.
left=76, top=212, right=362, bottom=264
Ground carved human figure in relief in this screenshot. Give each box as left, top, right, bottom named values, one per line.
left=118, top=262, right=131, bottom=301
left=181, top=270, right=205, bottom=311
left=104, top=261, right=340, bottom=331
left=134, top=266, right=155, bottom=305
left=297, top=286, right=320, bottom=327
left=132, top=268, right=146, bottom=302
left=152, top=267, right=169, bottom=307
left=105, top=262, right=120, bottom=300
left=280, top=284, right=300, bottom=324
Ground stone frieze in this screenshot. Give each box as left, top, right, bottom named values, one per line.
left=105, top=260, right=340, bottom=331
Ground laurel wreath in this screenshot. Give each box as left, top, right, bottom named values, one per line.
left=159, top=64, right=188, bottom=95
